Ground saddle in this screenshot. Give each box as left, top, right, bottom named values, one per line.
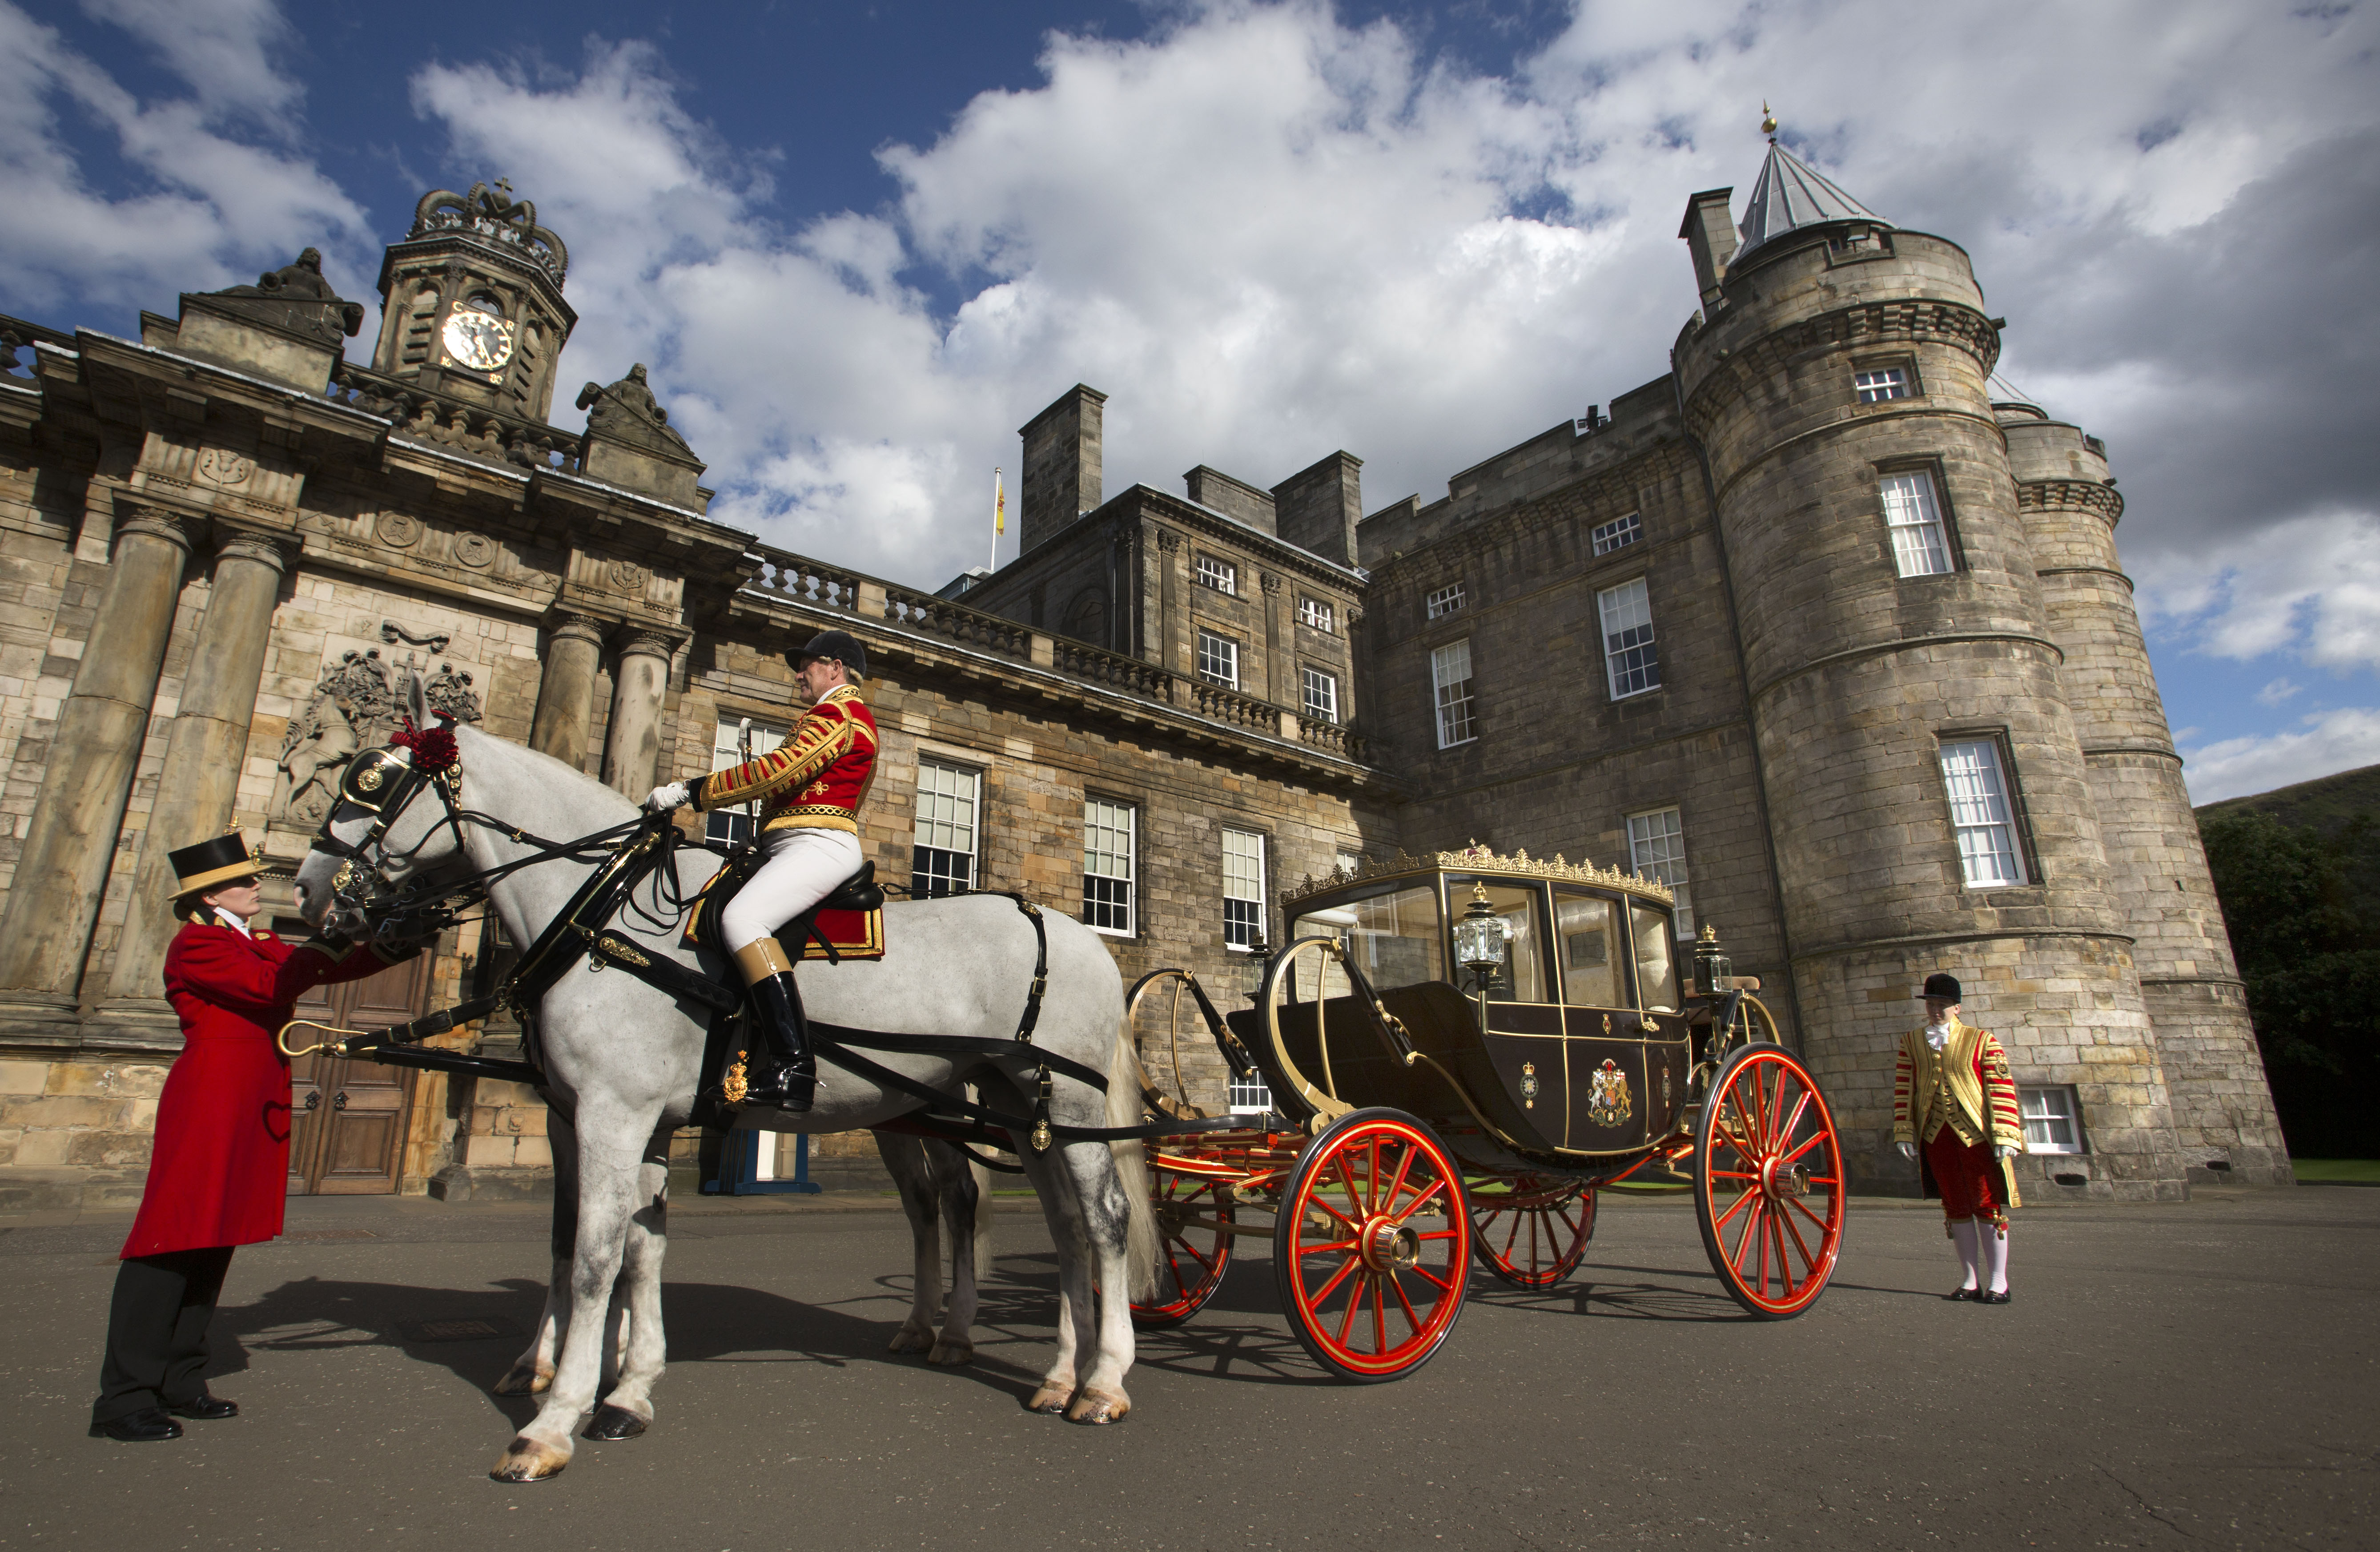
left=683, top=852, right=887, bottom=964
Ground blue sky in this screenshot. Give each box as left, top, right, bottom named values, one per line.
left=5, top=0, right=2376, bottom=802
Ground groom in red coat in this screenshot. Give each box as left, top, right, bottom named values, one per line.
left=89, top=832, right=422, bottom=1443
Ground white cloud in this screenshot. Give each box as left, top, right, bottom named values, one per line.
left=0, top=1, right=372, bottom=315
left=2181, top=708, right=2380, bottom=803
left=2255, top=677, right=2302, bottom=708
left=2136, top=511, right=2380, bottom=673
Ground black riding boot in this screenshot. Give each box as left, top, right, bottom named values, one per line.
left=740, top=972, right=816, bottom=1112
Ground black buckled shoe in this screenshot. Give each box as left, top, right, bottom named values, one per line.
left=742, top=973, right=816, bottom=1113
left=1978, top=1289, right=2012, bottom=1305
left=168, top=1395, right=238, bottom=1420
left=1946, top=1286, right=1981, bottom=1302
left=90, top=1408, right=183, bottom=1442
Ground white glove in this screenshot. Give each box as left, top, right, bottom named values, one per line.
left=1897, top=1141, right=1916, bottom=1161
left=1994, top=1145, right=2019, bottom=1160
left=645, top=782, right=690, bottom=812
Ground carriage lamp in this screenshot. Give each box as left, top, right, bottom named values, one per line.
left=1693, top=922, right=1733, bottom=996
left=1242, top=937, right=1270, bottom=1002
left=1453, top=882, right=1510, bottom=996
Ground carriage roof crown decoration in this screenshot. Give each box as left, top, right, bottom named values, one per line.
left=1278, top=841, right=1676, bottom=911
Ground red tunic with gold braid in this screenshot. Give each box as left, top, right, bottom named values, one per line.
left=1892, top=1019, right=2025, bottom=1222
left=691, top=685, right=878, bottom=834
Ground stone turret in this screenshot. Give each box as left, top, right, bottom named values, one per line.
left=372, top=180, right=577, bottom=421
left=1999, top=403, right=2290, bottom=1184
left=1672, top=136, right=2189, bottom=1198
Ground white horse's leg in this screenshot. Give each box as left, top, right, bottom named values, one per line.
left=491, top=1108, right=651, bottom=1482
left=585, top=1131, right=672, bottom=1441
left=875, top=1133, right=944, bottom=1355
left=496, top=1108, right=579, bottom=1397
left=1054, top=1137, right=1139, bottom=1424
left=1013, top=1141, right=1094, bottom=1415
left=927, top=1139, right=980, bottom=1366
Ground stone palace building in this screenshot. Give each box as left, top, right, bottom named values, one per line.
left=0, top=146, right=2288, bottom=1211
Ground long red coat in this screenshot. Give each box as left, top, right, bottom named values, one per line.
left=121, top=921, right=404, bottom=1259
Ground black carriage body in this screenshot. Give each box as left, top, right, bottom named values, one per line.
left=1227, top=852, right=1709, bottom=1173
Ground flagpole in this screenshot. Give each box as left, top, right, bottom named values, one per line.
left=990, top=466, right=1004, bottom=574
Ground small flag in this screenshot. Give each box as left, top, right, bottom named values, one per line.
left=993, top=468, right=1006, bottom=535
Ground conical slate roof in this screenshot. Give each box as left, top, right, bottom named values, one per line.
left=1735, top=140, right=1888, bottom=255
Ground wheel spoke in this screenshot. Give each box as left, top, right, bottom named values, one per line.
left=1787, top=1195, right=1834, bottom=1234
left=1363, top=1137, right=1381, bottom=1216
left=1379, top=1138, right=1419, bottom=1219
left=1371, top=1277, right=1388, bottom=1353
left=1779, top=1129, right=1828, bottom=1167
left=1406, top=1263, right=1453, bottom=1291
left=1311, top=1250, right=1363, bottom=1306
left=1417, top=1228, right=1461, bottom=1241
left=1777, top=1089, right=1812, bottom=1155
left=1777, top=1199, right=1818, bottom=1276
left=1389, top=1270, right=1424, bottom=1336
left=1728, top=1193, right=1763, bottom=1272
left=1174, top=1236, right=1218, bottom=1276
left=1712, top=1180, right=1758, bottom=1233
left=1339, top=1155, right=1366, bottom=1225
left=1391, top=1176, right=1448, bottom=1224
left=1497, top=1210, right=1523, bottom=1258
left=1336, top=1272, right=1367, bottom=1345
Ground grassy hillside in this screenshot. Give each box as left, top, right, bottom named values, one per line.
left=2198, top=763, right=2380, bottom=923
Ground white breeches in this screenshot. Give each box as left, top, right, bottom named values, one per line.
left=720, top=827, right=865, bottom=953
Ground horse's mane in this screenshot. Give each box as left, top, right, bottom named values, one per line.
left=453, top=722, right=642, bottom=826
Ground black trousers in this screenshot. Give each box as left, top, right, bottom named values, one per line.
left=91, top=1246, right=235, bottom=1426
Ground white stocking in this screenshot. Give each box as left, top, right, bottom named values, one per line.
left=1949, top=1218, right=1981, bottom=1291
left=1981, top=1221, right=2009, bottom=1295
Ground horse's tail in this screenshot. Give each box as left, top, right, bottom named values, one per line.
left=1107, top=1017, right=1158, bottom=1302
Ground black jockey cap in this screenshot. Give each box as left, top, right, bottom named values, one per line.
left=795, top=628, right=867, bottom=681
left=1922, top=972, right=1962, bottom=1002
left=168, top=830, right=262, bottom=899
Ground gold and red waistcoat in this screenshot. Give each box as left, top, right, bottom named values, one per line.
left=1892, top=1019, right=2024, bottom=1152
left=691, top=685, right=878, bottom=835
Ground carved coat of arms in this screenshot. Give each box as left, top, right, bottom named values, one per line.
left=1586, top=1059, right=1633, bottom=1128
left=270, top=643, right=483, bottom=829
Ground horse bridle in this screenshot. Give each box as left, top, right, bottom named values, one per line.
left=306, top=742, right=472, bottom=923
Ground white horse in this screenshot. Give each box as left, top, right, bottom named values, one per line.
left=293, top=693, right=1154, bottom=1481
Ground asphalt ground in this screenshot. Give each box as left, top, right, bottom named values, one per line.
left=0, top=1185, right=2371, bottom=1552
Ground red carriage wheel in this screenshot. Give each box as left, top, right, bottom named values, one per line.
left=1133, top=1172, right=1234, bottom=1327
left=1693, top=1044, right=1845, bottom=1318
left=1273, top=1109, right=1469, bottom=1382
left=1468, top=1175, right=1596, bottom=1289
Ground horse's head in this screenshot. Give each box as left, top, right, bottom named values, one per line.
left=293, top=673, right=476, bottom=932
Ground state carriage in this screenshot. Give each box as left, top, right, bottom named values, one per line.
left=1125, top=845, right=1846, bottom=1380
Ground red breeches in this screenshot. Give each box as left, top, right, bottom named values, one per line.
left=1925, top=1132, right=2009, bottom=1229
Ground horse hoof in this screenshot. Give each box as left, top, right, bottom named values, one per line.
left=490, top=1435, right=570, bottom=1482
left=928, top=1339, right=975, bottom=1367
left=1065, top=1388, right=1131, bottom=1425
left=1025, top=1383, right=1072, bottom=1415
left=886, top=1323, right=935, bottom=1355
left=583, top=1404, right=648, bottom=1441
left=492, top=1362, right=554, bottom=1397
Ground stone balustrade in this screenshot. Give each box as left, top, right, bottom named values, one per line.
left=329, top=361, right=585, bottom=474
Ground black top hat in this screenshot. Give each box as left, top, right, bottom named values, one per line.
left=1922, top=972, right=1962, bottom=1001
left=168, top=830, right=262, bottom=900
left=794, top=628, right=868, bottom=681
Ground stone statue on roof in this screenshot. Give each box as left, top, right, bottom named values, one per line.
left=575, top=363, right=695, bottom=458
left=190, top=246, right=365, bottom=343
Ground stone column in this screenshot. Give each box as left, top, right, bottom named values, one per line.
left=528, top=613, right=607, bottom=771
left=0, top=508, right=199, bottom=1012
left=104, top=531, right=293, bottom=1006
left=601, top=627, right=676, bottom=796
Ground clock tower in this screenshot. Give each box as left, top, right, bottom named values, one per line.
left=370, top=180, right=577, bottom=422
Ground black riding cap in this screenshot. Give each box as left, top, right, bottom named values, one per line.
left=1922, top=972, right=1962, bottom=1001
left=794, top=628, right=867, bottom=680
left=168, top=832, right=261, bottom=899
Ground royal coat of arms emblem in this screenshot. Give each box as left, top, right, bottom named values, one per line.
left=1586, top=1058, right=1633, bottom=1128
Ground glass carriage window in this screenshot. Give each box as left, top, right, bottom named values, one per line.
left=1629, top=901, right=1680, bottom=1012
left=1197, top=629, right=1240, bottom=689
left=1598, top=578, right=1660, bottom=698
left=1462, top=882, right=1546, bottom=1004
left=1431, top=639, right=1476, bottom=747
left=1626, top=807, right=1694, bottom=935
left=1854, top=366, right=1911, bottom=403
left=911, top=758, right=980, bottom=898
left=1553, top=891, right=1623, bottom=1008
left=1082, top=798, right=1135, bottom=936
left=1426, top=581, right=1465, bottom=619
left=1222, top=828, right=1266, bottom=951
left=1940, top=738, right=2027, bottom=887
left=1299, top=597, right=1334, bottom=633
left=1882, top=471, right=1954, bottom=577
left=705, top=718, right=788, bottom=846
left=1296, top=882, right=1444, bottom=997
left=1195, top=554, right=1237, bottom=595
left=1301, top=665, right=1339, bottom=724
left=2020, top=1086, right=2085, bottom=1154
left=1591, top=513, right=1642, bottom=555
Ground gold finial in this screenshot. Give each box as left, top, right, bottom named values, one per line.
left=1761, top=101, right=1777, bottom=138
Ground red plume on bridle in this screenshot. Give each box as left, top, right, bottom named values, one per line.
left=390, top=711, right=460, bottom=775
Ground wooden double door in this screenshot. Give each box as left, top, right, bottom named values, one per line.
left=281, top=937, right=434, bottom=1196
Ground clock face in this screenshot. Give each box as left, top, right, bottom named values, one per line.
left=441, top=302, right=516, bottom=373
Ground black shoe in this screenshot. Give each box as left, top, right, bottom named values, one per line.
left=167, top=1395, right=238, bottom=1420
left=1978, top=1289, right=2011, bottom=1305
left=89, top=1408, right=182, bottom=1442
left=741, top=972, right=816, bottom=1113
left=1946, top=1286, right=1981, bottom=1302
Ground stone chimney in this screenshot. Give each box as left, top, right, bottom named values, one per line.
left=1271, top=451, right=1363, bottom=565
left=1019, top=384, right=1107, bottom=553
left=1679, top=188, right=1738, bottom=308
left=1183, top=466, right=1276, bottom=532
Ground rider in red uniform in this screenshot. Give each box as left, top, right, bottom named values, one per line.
left=646, top=629, right=877, bottom=1110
